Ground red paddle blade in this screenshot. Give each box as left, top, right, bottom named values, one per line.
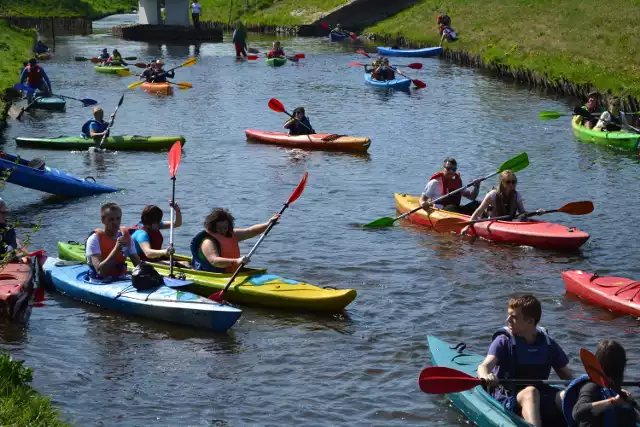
left=580, top=348, right=611, bottom=388
left=356, top=49, right=371, bottom=58
left=28, top=250, right=45, bottom=257
left=247, top=55, right=258, bottom=60
left=348, top=62, right=365, bottom=66
left=294, top=53, right=305, bottom=59
left=412, top=79, right=427, bottom=89
left=418, top=366, right=482, bottom=394
left=208, top=290, right=225, bottom=303
left=320, top=22, right=329, bottom=29
left=407, top=63, right=423, bottom=69
left=350, top=32, right=357, bottom=40
left=268, top=98, right=285, bottom=113
left=287, top=172, right=308, bottom=204
left=168, top=141, right=182, bottom=178
left=34, top=287, right=45, bottom=304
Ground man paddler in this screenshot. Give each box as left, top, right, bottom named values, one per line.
left=419, top=157, right=481, bottom=214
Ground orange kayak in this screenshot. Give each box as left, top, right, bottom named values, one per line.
left=141, top=82, right=172, bottom=94
left=245, top=130, right=371, bottom=153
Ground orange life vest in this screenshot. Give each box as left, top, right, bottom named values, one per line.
left=91, top=227, right=131, bottom=278
left=429, top=171, right=463, bottom=206
left=190, top=230, right=240, bottom=273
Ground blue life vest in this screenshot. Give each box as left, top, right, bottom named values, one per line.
left=81, top=119, right=107, bottom=138
left=189, top=230, right=226, bottom=273
left=562, top=375, right=617, bottom=427
left=491, top=326, right=553, bottom=384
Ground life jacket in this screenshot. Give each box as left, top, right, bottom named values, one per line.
left=81, top=119, right=107, bottom=138
left=190, top=230, right=240, bottom=273
left=605, top=111, right=623, bottom=131
left=268, top=48, right=285, bottom=58
left=429, top=172, right=463, bottom=207
left=128, top=223, right=164, bottom=262
left=583, top=103, right=604, bottom=114
left=25, top=65, right=43, bottom=86
left=490, top=190, right=519, bottom=217
left=87, top=227, right=131, bottom=279
left=0, top=226, right=18, bottom=257
left=288, top=117, right=313, bottom=135
left=437, top=14, right=451, bottom=26
left=562, top=375, right=619, bottom=427
left=491, top=326, right=553, bottom=387
left=111, top=54, right=122, bottom=62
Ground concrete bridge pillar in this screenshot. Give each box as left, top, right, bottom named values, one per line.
left=165, top=0, right=190, bottom=26
left=139, top=0, right=161, bottom=25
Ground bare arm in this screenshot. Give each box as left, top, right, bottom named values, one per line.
left=234, top=214, right=280, bottom=241
left=201, top=238, right=241, bottom=269
left=477, top=354, right=499, bottom=379
left=555, top=364, right=573, bottom=380
left=469, top=192, right=493, bottom=221
left=284, top=119, right=296, bottom=129
left=162, top=202, right=182, bottom=228
left=139, top=241, right=170, bottom=260
left=89, top=243, right=123, bottom=277
left=128, top=252, right=140, bottom=267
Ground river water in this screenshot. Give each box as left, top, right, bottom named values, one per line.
left=1, top=14, right=639, bottom=426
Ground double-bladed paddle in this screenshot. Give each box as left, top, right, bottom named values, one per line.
left=321, top=22, right=358, bottom=40
left=168, top=81, right=193, bottom=89
left=539, top=110, right=640, bottom=120
left=208, top=172, right=309, bottom=303
left=434, top=201, right=595, bottom=233
left=355, top=51, right=426, bottom=88
left=267, top=98, right=315, bottom=134
left=75, top=56, right=137, bottom=62
left=168, top=141, right=182, bottom=278
left=362, top=152, right=530, bottom=228
left=99, top=94, right=124, bottom=150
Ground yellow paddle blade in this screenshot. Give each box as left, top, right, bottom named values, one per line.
left=117, top=69, right=133, bottom=77
left=183, top=57, right=197, bottom=67
left=127, top=80, right=144, bottom=89
left=174, top=82, right=192, bottom=89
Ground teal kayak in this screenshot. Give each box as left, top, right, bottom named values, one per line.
left=27, top=96, right=66, bottom=111
left=266, top=57, right=287, bottom=67
left=364, top=72, right=411, bottom=90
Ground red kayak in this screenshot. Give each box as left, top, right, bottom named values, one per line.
left=245, top=129, right=371, bottom=153
left=562, top=270, right=640, bottom=318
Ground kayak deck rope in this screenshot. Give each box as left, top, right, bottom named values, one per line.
left=614, top=281, right=640, bottom=301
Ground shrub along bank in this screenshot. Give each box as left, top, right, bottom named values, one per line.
left=0, top=21, right=34, bottom=124
left=366, top=0, right=640, bottom=99
left=0, top=0, right=137, bottom=19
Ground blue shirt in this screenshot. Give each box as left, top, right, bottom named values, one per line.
left=130, top=229, right=150, bottom=256
left=89, top=121, right=108, bottom=134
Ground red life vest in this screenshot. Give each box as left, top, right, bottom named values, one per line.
left=429, top=171, right=463, bottom=206
left=268, top=48, right=285, bottom=58
left=26, top=65, right=43, bottom=86
left=129, top=224, right=164, bottom=262
left=93, top=227, right=131, bottom=277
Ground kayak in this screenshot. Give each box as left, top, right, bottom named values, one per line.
left=245, top=129, right=371, bottom=153
left=43, top=257, right=242, bottom=331
left=329, top=32, right=348, bottom=41
left=0, top=259, right=37, bottom=323
left=394, top=194, right=590, bottom=250
left=58, top=242, right=357, bottom=312
left=15, top=135, right=186, bottom=151
left=562, top=270, right=640, bottom=318
left=428, top=335, right=538, bottom=427
left=94, top=65, right=129, bottom=74
left=571, top=115, right=640, bottom=151
left=266, top=57, right=287, bottom=67
left=364, top=72, right=411, bottom=90
left=141, top=82, right=172, bottom=94
left=377, top=46, right=443, bottom=57
left=0, top=152, right=117, bottom=197
left=28, top=96, right=66, bottom=111
left=36, top=52, right=52, bottom=60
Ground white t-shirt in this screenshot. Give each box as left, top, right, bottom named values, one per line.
left=86, top=232, right=132, bottom=264
left=191, top=2, right=201, bottom=14
left=422, top=176, right=474, bottom=209
left=486, top=189, right=523, bottom=215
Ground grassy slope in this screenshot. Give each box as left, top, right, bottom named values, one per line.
left=367, top=0, right=640, bottom=97
left=0, top=21, right=34, bottom=122
left=0, top=0, right=137, bottom=18
left=197, top=0, right=347, bottom=26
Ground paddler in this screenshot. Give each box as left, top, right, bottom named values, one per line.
left=437, top=13, right=456, bottom=41
left=562, top=340, right=639, bottom=427
left=594, top=97, right=630, bottom=132
left=34, top=40, right=49, bottom=55
left=232, top=20, right=248, bottom=58
left=330, top=23, right=348, bottom=36
left=573, top=91, right=605, bottom=129
left=86, top=203, right=140, bottom=281
left=267, top=41, right=285, bottom=59
left=107, top=49, right=127, bottom=66
left=129, top=203, right=182, bottom=261
left=477, top=295, right=573, bottom=427
left=372, top=58, right=395, bottom=81
left=0, top=198, right=24, bottom=262
left=364, top=55, right=384, bottom=74
left=420, top=157, right=481, bottom=214
left=190, top=208, right=280, bottom=273
left=99, top=48, right=110, bottom=61
left=19, top=58, right=52, bottom=101
left=140, top=59, right=175, bottom=83
left=81, top=107, right=110, bottom=139
left=284, top=107, right=315, bottom=135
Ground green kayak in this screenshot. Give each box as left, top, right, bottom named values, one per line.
left=94, top=65, right=129, bottom=74
left=15, top=135, right=185, bottom=151
left=572, top=115, right=640, bottom=151
left=266, top=57, right=287, bottom=67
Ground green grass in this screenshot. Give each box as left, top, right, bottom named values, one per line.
left=0, top=21, right=34, bottom=122
left=197, top=0, right=347, bottom=26
left=0, top=352, right=67, bottom=426
left=0, top=0, right=137, bottom=19
left=367, top=0, right=640, bottom=98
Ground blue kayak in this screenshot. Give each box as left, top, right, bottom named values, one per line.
left=377, top=46, right=443, bottom=57
left=364, top=72, right=411, bottom=89
left=43, top=258, right=242, bottom=332
left=0, top=152, right=117, bottom=197
left=329, top=32, right=348, bottom=41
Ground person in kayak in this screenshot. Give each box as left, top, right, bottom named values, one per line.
left=190, top=208, right=280, bottom=273
left=99, top=48, right=110, bottom=61
left=372, top=58, right=395, bottom=81
left=140, top=60, right=175, bottom=83
left=129, top=202, right=182, bottom=261
left=267, top=41, right=285, bottom=58
left=34, top=40, right=49, bottom=55
left=232, top=20, right=248, bottom=58
left=0, top=198, right=24, bottom=262
left=19, top=58, right=52, bottom=101
left=81, top=107, right=110, bottom=139
left=86, top=203, right=140, bottom=281
left=573, top=92, right=605, bottom=129
left=107, top=49, right=127, bottom=66
left=284, top=107, right=315, bottom=135
left=420, top=157, right=481, bottom=214
left=364, top=55, right=384, bottom=74
left=594, top=97, right=630, bottom=132
left=477, top=295, right=573, bottom=427
left=562, top=340, right=639, bottom=427
left=437, top=14, right=456, bottom=41
left=331, top=23, right=349, bottom=36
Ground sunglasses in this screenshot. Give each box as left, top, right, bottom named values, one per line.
left=504, top=180, right=517, bottom=184
left=445, top=166, right=457, bottom=172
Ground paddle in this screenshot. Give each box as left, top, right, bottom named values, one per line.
left=13, top=84, right=98, bottom=107
left=16, top=96, right=44, bottom=120
left=356, top=49, right=372, bottom=58
left=99, top=94, right=124, bottom=149
left=165, top=57, right=197, bottom=73
left=116, top=69, right=133, bottom=77
left=168, top=81, right=193, bottom=89
left=267, top=98, right=315, bottom=134
left=247, top=55, right=259, bottom=60
left=168, top=141, right=182, bottom=278
left=322, top=22, right=357, bottom=40
left=208, top=172, right=309, bottom=303
left=395, top=68, right=426, bottom=88
left=128, top=81, right=145, bottom=90
left=580, top=348, right=640, bottom=392
left=362, top=152, right=529, bottom=228
left=349, top=61, right=423, bottom=69
left=134, top=62, right=150, bottom=69
left=435, top=201, right=595, bottom=233
left=539, top=110, right=640, bottom=120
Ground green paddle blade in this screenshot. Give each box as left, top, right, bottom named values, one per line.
left=362, top=216, right=396, bottom=228
left=538, top=111, right=566, bottom=120
left=497, top=152, right=529, bottom=174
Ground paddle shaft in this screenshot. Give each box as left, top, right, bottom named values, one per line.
left=17, top=96, right=44, bottom=119
left=100, top=95, right=124, bottom=149
left=169, top=176, right=176, bottom=278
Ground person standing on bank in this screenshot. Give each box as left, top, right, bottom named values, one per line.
left=191, top=0, right=201, bottom=29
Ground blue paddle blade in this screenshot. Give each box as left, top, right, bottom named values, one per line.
left=164, top=278, right=193, bottom=288
left=81, top=99, right=98, bottom=106
left=13, top=83, right=33, bottom=92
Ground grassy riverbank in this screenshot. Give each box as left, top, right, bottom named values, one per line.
left=367, top=0, right=640, bottom=98
left=0, top=21, right=34, bottom=123
left=0, top=352, right=67, bottom=426
left=0, top=0, right=137, bottom=18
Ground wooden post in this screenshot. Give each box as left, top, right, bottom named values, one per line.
left=50, top=17, right=56, bottom=52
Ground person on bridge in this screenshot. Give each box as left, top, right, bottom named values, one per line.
left=34, top=40, right=49, bottom=55
left=267, top=41, right=285, bottom=58
left=19, top=58, right=52, bottom=101
left=140, top=60, right=175, bottom=83
left=191, top=0, right=201, bottom=29
left=284, top=107, right=315, bottom=136
left=232, top=20, right=248, bottom=58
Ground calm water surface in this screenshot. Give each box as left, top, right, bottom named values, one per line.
left=0, top=14, right=639, bottom=426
